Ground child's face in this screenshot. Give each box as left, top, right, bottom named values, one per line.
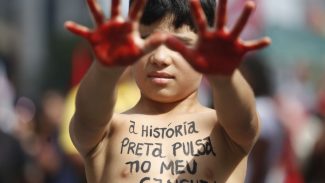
left=132, top=17, right=202, bottom=103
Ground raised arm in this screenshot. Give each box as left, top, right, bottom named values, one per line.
left=65, top=0, right=165, bottom=156
left=165, top=0, right=271, bottom=153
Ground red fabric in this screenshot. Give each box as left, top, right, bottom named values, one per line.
left=281, top=135, right=305, bottom=183
left=71, top=43, right=92, bottom=88
left=318, top=91, right=325, bottom=116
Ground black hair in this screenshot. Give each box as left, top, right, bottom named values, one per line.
left=130, top=0, right=216, bottom=30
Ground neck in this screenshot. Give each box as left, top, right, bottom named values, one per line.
left=132, top=91, right=202, bottom=115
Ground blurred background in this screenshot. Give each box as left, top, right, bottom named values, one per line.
left=0, top=0, right=325, bottom=183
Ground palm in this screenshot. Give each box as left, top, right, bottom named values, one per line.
left=89, top=21, right=140, bottom=65
left=65, top=0, right=163, bottom=66
left=166, top=0, right=271, bottom=75
left=194, top=30, right=246, bottom=74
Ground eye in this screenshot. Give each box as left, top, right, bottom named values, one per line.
left=141, top=34, right=150, bottom=39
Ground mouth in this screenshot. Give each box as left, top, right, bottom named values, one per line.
left=147, top=71, right=175, bottom=85
left=148, top=71, right=174, bottom=79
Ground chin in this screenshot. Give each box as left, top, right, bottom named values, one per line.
left=148, top=95, right=178, bottom=103
left=147, top=91, right=191, bottom=104
left=154, top=97, right=181, bottom=104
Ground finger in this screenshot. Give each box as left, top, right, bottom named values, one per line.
left=65, top=21, right=92, bottom=39
left=243, top=37, right=271, bottom=52
left=165, top=36, right=194, bottom=60
left=129, top=0, right=148, bottom=22
left=216, top=0, right=227, bottom=31
left=230, top=1, right=255, bottom=39
left=87, top=0, right=105, bottom=25
left=143, top=32, right=168, bottom=53
left=111, top=0, right=121, bottom=19
left=190, top=0, right=208, bottom=34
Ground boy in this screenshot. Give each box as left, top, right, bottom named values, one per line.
left=65, top=0, right=271, bottom=182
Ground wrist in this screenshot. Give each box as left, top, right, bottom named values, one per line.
left=93, top=62, right=128, bottom=81
left=206, top=70, right=236, bottom=87
left=94, top=61, right=127, bottom=74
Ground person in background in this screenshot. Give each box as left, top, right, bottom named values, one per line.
left=304, top=73, right=325, bottom=183
left=0, top=57, right=27, bottom=183
left=241, top=55, right=286, bottom=183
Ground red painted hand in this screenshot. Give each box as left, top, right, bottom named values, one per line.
left=65, top=0, right=165, bottom=66
left=166, top=0, right=271, bottom=75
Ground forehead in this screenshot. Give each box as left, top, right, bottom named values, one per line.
left=139, top=15, right=196, bottom=37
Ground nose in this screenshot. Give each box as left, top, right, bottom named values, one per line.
left=148, top=45, right=172, bottom=67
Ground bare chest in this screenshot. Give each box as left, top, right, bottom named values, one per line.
left=107, top=118, right=221, bottom=182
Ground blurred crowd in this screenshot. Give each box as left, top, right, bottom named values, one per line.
left=1, top=0, right=325, bottom=183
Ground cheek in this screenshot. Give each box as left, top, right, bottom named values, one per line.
left=131, top=60, right=149, bottom=91
left=183, top=74, right=202, bottom=89
left=132, top=58, right=146, bottom=77
left=177, top=58, right=202, bottom=81
left=177, top=68, right=202, bottom=90
left=173, top=55, right=202, bottom=88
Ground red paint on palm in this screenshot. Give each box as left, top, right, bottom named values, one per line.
left=65, top=0, right=158, bottom=68
left=166, top=0, right=271, bottom=76
left=191, top=31, right=246, bottom=75
left=89, top=22, right=142, bottom=66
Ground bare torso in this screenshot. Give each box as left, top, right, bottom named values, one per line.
left=83, top=109, right=247, bottom=183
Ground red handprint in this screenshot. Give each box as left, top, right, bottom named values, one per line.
left=166, top=0, right=271, bottom=75
left=65, top=0, right=166, bottom=67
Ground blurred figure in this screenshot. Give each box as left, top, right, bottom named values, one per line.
left=13, top=97, right=37, bottom=150
left=34, top=90, right=85, bottom=183
left=59, top=42, right=91, bottom=180
left=241, top=55, right=287, bottom=183
left=11, top=90, right=85, bottom=183
left=306, top=0, right=325, bottom=36
left=0, top=59, right=27, bottom=183
left=276, top=61, right=322, bottom=176
left=0, top=57, right=16, bottom=134
left=304, top=73, right=325, bottom=183
left=0, top=130, right=26, bottom=183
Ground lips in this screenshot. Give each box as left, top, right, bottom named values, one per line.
left=147, top=71, right=175, bottom=85
left=148, top=71, right=175, bottom=79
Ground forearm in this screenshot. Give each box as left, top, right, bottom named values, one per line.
left=207, top=70, right=259, bottom=152
left=75, top=62, right=126, bottom=125
left=71, top=62, right=126, bottom=154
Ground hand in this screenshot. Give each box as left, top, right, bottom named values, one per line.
left=166, top=0, right=271, bottom=75
left=65, top=0, right=165, bottom=66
